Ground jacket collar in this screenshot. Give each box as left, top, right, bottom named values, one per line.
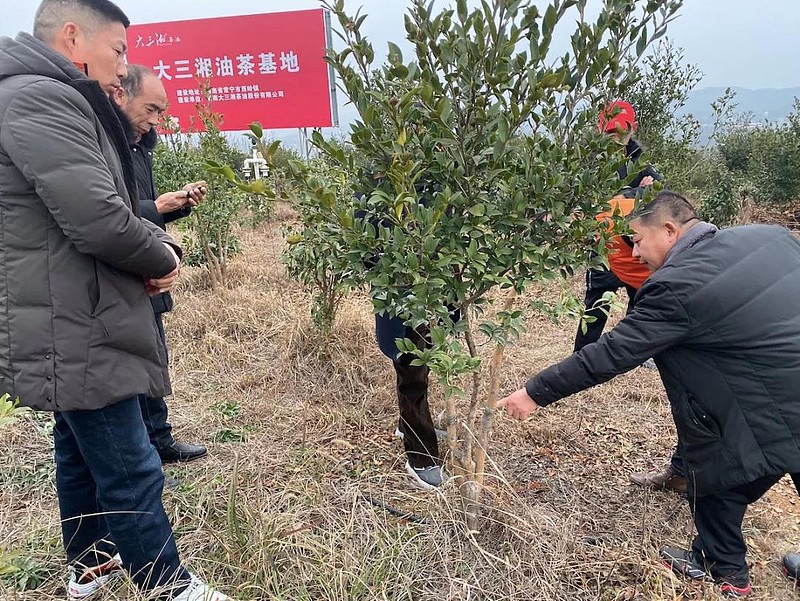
left=625, top=138, right=642, bottom=162
left=0, top=32, right=84, bottom=84
left=663, top=221, right=718, bottom=268
left=68, top=78, right=140, bottom=217
left=137, top=126, right=158, bottom=152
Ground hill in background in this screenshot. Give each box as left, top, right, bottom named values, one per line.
left=681, top=86, right=800, bottom=124
left=232, top=87, right=800, bottom=154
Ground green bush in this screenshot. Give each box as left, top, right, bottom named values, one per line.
left=717, top=118, right=800, bottom=205
left=303, top=0, right=679, bottom=529
left=153, top=91, right=249, bottom=289
left=282, top=157, right=357, bottom=337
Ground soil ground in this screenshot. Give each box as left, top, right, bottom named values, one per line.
left=2, top=203, right=799, bottom=600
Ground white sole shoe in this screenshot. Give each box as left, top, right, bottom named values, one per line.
left=67, top=554, right=123, bottom=600
left=172, top=574, right=230, bottom=601
left=404, top=461, right=446, bottom=491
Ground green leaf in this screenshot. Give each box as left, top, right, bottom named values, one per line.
left=249, top=179, right=267, bottom=195
left=387, top=41, right=403, bottom=64
left=497, top=115, right=510, bottom=141
left=249, top=122, right=264, bottom=139
left=636, top=30, right=648, bottom=57
left=222, top=165, right=237, bottom=181
left=468, top=203, right=486, bottom=217
left=543, top=4, right=557, bottom=35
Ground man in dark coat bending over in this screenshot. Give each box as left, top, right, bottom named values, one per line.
left=501, top=190, right=800, bottom=598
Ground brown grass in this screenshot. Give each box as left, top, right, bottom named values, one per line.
left=2, top=208, right=800, bottom=600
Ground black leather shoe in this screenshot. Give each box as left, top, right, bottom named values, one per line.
left=157, top=441, right=207, bottom=463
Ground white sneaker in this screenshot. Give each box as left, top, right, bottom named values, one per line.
left=67, top=554, right=123, bottom=600
left=404, top=461, right=446, bottom=491
left=172, top=574, right=229, bottom=601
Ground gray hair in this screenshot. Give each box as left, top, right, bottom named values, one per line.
left=119, top=64, right=156, bottom=99
left=34, top=0, right=129, bottom=43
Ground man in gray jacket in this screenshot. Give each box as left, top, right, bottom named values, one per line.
left=0, top=1, right=226, bottom=600
left=501, top=191, right=800, bottom=598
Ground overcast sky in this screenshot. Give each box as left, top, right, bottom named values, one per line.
left=2, top=0, right=799, bottom=91
left=3, top=0, right=797, bottom=142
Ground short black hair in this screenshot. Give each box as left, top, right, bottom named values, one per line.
left=34, top=0, right=130, bottom=42
left=119, top=64, right=156, bottom=99
left=629, top=190, right=698, bottom=227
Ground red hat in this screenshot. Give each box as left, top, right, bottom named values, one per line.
left=599, top=100, right=636, bottom=133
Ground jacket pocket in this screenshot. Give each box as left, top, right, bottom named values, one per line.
left=684, top=394, right=722, bottom=439
left=674, top=393, right=725, bottom=473
left=89, top=259, right=101, bottom=316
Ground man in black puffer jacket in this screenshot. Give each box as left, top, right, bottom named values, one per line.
left=502, top=190, right=800, bottom=598
left=112, top=64, right=207, bottom=464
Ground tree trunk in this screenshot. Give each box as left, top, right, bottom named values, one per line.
left=204, top=243, right=222, bottom=290
left=474, top=291, right=516, bottom=486
left=461, top=478, right=481, bottom=533
left=451, top=292, right=516, bottom=532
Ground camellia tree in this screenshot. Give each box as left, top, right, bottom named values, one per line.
left=218, top=0, right=682, bottom=530
left=320, top=0, right=680, bottom=530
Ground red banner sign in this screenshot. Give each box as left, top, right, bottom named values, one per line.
left=127, top=9, right=336, bottom=131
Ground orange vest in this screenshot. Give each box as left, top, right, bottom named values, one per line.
left=596, top=196, right=650, bottom=289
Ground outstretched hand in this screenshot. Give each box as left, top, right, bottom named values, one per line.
left=498, top=388, right=539, bottom=420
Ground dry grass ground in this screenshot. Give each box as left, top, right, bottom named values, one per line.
left=2, top=203, right=800, bottom=600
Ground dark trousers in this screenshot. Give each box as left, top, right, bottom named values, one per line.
left=670, top=446, right=685, bottom=477
left=394, top=326, right=440, bottom=469
left=574, top=267, right=637, bottom=351
left=54, top=396, right=189, bottom=592
left=139, top=312, right=175, bottom=450
left=690, top=473, right=783, bottom=580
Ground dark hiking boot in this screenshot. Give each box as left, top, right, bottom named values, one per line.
left=660, top=547, right=751, bottom=597
left=660, top=546, right=711, bottom=581
left=783, top=552, right=800, bottom=582
left=630, top=465, right=687, bottom=494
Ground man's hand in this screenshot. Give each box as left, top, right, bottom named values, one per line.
left=155, top=191, right=192, bottom=214
left=154, top=180, right=207, bottom=214
left=640, top=175, right=655, bottom=187
left=498, top=388, right=539, bottom=420
left=181, top=180, right=208, bottom=207
left=145, top=244, right=180, bottom=296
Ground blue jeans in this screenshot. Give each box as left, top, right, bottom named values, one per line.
left=54, top=396, right=189, bottom=593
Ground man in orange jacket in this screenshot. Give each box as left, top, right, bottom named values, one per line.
left=575, top=101, right=663, bottom=351
left=594, top=191, right=688, bottom=495
left=596, top=193, right=650, bottom=290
